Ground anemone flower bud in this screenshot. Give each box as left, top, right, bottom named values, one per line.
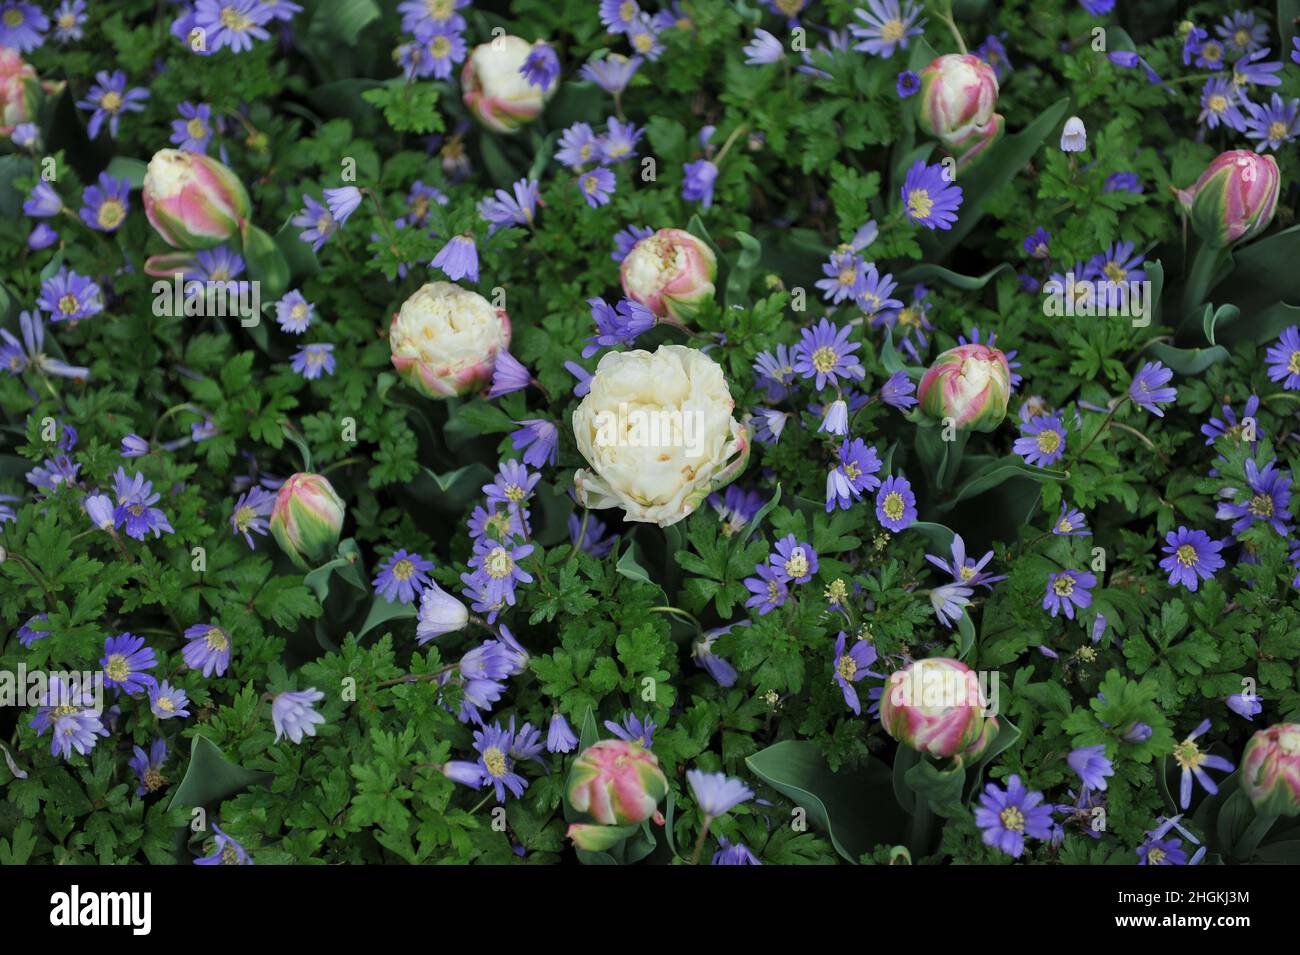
left=415, top=580, right=469, bottom=644
left=1059, top=115, right=1087, bottom=153
left=916, top=54, right=1004, bottom=168
left=879, top=657, right=999, bottom=760
left=619, top=228, right=717, bottom=323
left=0, top=48, right=39, bottom=137
left=1240, top=723, right=1300, bottom=816
left=917, top=343, right=1011, bottom=432
left=269, top=473, right=345, bottom=570
left=1176, top=150, right=1280, bottom=248
left=142, top=148, right=251, bottom=249
left=389, top=281, right=512, bottom=399
left=566, top=739, right=669, bottom=825
left=461, top=35, right=555, bottom=134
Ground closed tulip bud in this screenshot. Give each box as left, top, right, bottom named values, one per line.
left=619, top=228, right=717, bottom=323
left=0, top=48, right=38, bottom=137
left=566, top=739, right=669, bottom=825
left=389, top=281, right=511, bottom=399
left=1177, top=150, right=1280, bottom=248
left=917, top=54, right=1004, bottom=168
left=142, top=149, right=251, bottom=249
left=917, top=343, right=1011, bottom=432
left=269, top=473, right=345, bottom=570
left=461, top=35, right=554, bottom=134
left=1240, top=723, right=1300, bottom=816
left=879, top=657, right=998, bottom=760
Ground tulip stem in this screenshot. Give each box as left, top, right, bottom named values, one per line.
left=1181, top=240, right=1226, bottom=328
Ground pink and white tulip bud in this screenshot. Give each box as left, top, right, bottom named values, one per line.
left=1176, top=150, right=1280, bottom=248
left=917, top=343, right=1011, bottom=432
left=1240, top=723, right=1300, bottom=816
left=566, top=739, right=669, bottom=825
left=142, top=149, right=251, bottom=249
left=389, top=281, right=512, bottom=399
left=269, top=473, right=346, bottom=570
left=461, top=35, right=554, bottom=134
left=619, top=228, right=717, bottom=323
left=0, top=48, right=38, bottom=136
left=916, top=54, right=1004, bottom=168
left=879, top=657, right=999, bottom=760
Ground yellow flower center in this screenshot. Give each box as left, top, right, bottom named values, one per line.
left=1147, top=847, right=1166, bottom=864
left=825, top=579, right=848, bottom=605
left=3, top=8, right=24, bottom=27
left=291, top=303, right=308, bottom=322
left=483, top=746, right=507, bottom=777
left=1289, top=351, right=1300, bottom=374
left=844, top=461, right=862, bottom=481
left=784, top=549, right=809, bottom=579
left=106, top=655, right=129, bottom=681
left=836, top=655, right=857, bottom=681
left=582, top=174, right=601, bottom=195
left=907, top=188, right=933, bottom=220
left=431, top=35, right=451, bottom=57
left=58, top=13, right=76, bottom=29
left=205, top=628, right=228, bottom=652
left=156, top=696, right=175, bottom=713
left=53, top=705, right=79, bottom=718
left=1248, top=493, right=1273, bottom=518
left=1175, top=544, right=1197, bottom=566
left=144, top=768, right=165, bottom=791
left=999, top=806, right=1025, bottom=831
left=129, top=504, right=145, bottom=517
left=504, top=484, right=525, bottom=502
left=58, top=293, right=80, bottom=315
left=1202, top=42, right=1222, bottom=64
left=1268, top=121, right=1287, bottom=141
left=633, top=33, right=654, bottom=53
left=838, top=268, right=856, bottom=286
left=235, top=505, right=256, bottom=531
left=485, top=547, right=514, bottom=579
left=1056, top=518, right=1073, bottom=534
left=1234, top=29, right=1249, bottom=47
left=619, top=1, right=637, bottom=20
left=392, top=559, right=415, bottom=581
left=97, top=199, right=126, bottom=230
left=1103, top=261, right=1126, bottom=283
left=487, top=512, right=512, bottom=538
left=959, top=565, right=977, bottom=582
left=1172, top=738, right=1204, bottom=771
left=1208, top=94, right=1227, bottom=113
left=898, top=306, right=920, bottom=328
left=220, top=6, right=251, bottom=31
left=882, top=492, right=904, bottom=521
left=1053, top=575, right=1074, bottom=597
left=881, top=19, right=905, bottom=42
left=187, top=117, right=208, bottom=140
left=1036, top=429, right=1062, bottom=454
left=811, top=346, right=837, bottom=374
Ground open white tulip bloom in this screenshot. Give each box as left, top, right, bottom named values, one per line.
left=572, top=344, right=750, bottom=527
